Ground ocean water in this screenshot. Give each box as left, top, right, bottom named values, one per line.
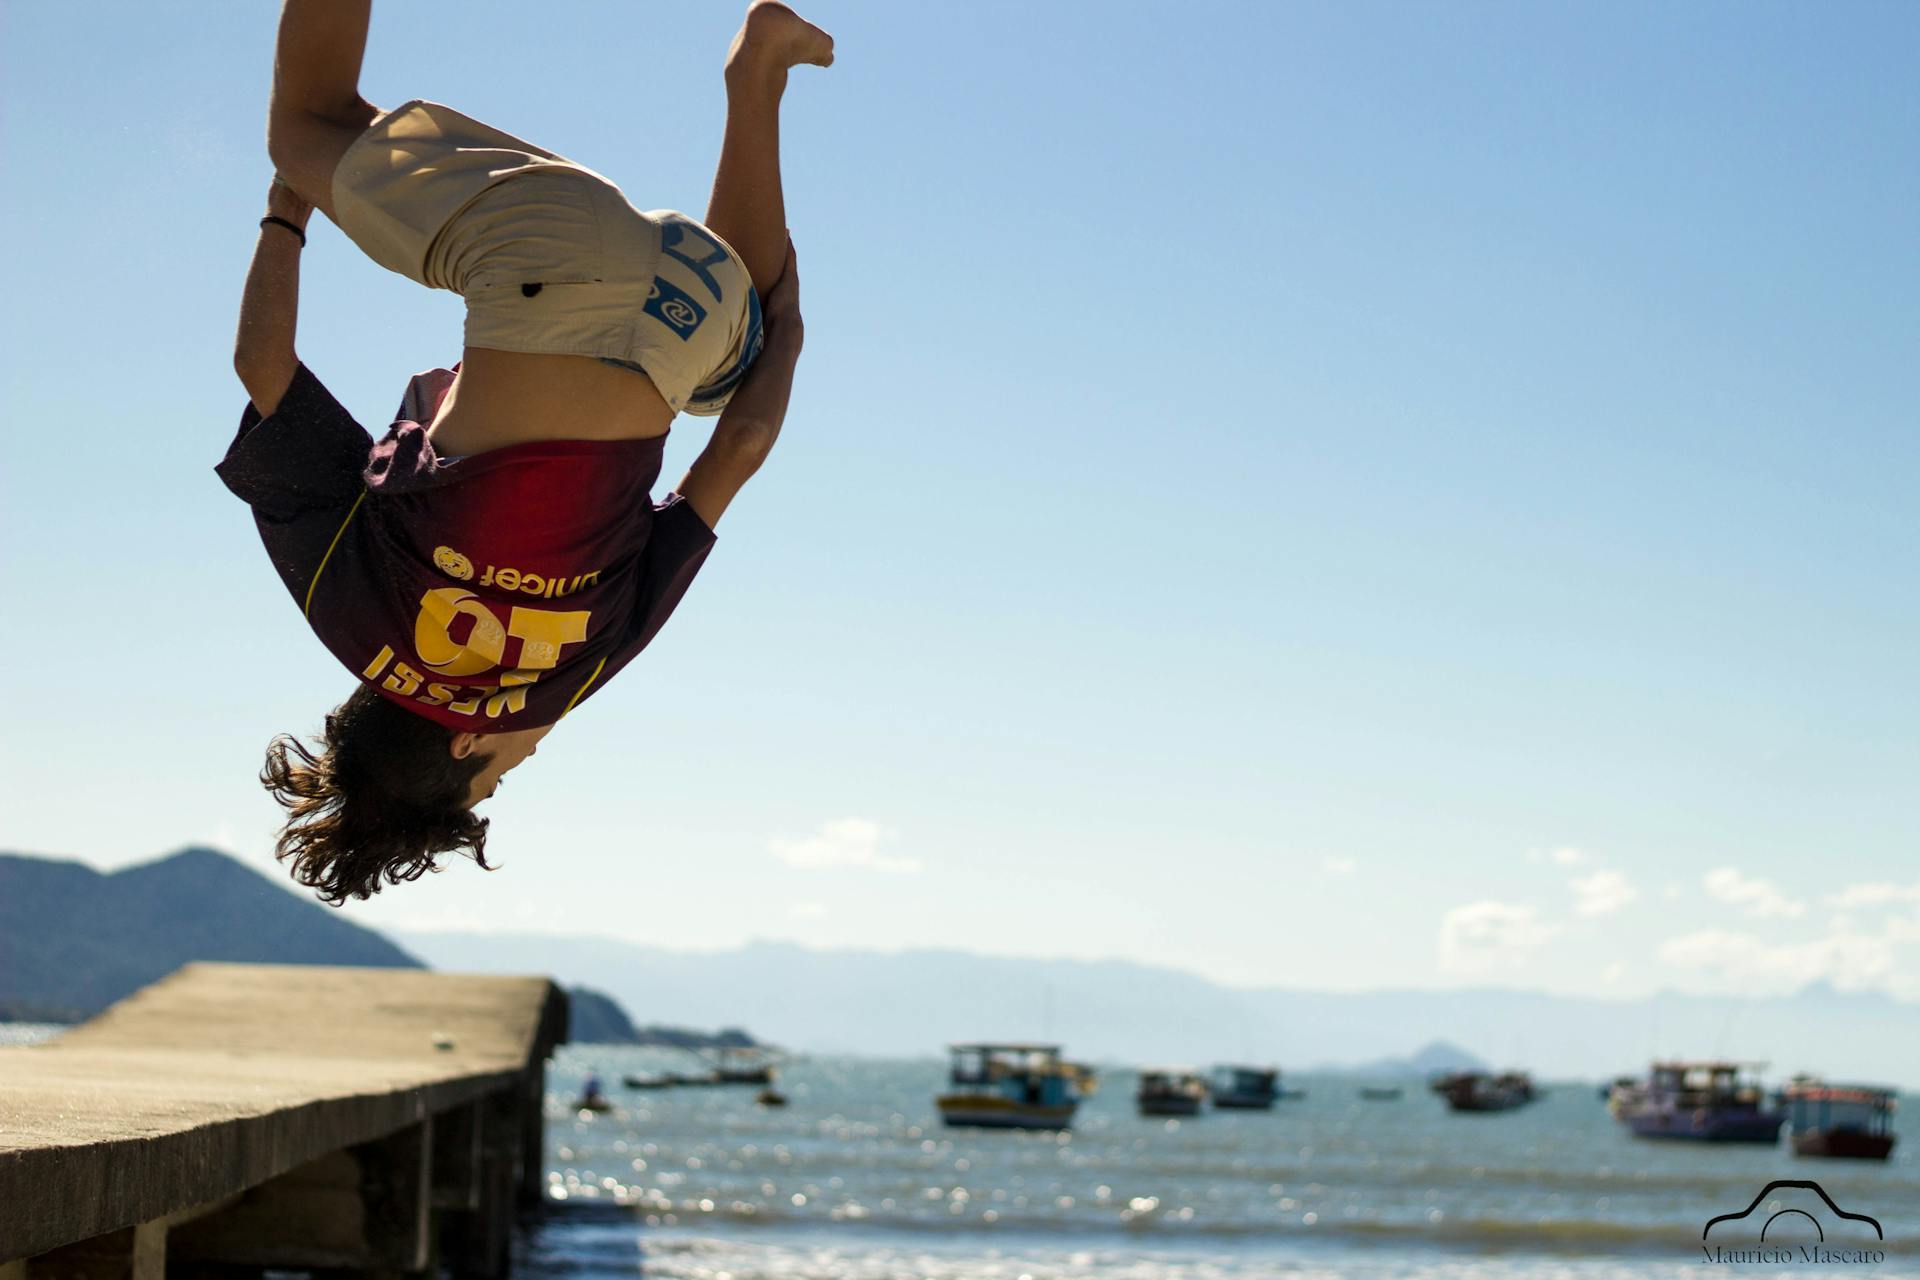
left=526, top=1050, right=1920, bottom=1278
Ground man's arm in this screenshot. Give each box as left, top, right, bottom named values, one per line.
left=233, top=177, right=314, bottom=418
left=676, top=242, right=805, bottom=528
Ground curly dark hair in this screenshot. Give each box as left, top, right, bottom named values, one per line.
left=262, top=684, right=496, bottom=905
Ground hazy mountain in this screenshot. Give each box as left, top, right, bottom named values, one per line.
left=397, top=931, right=1920, bottom=1087
left=0, top=847, right=422, bottom=1019
left=568, top=985, right=642, bottom=1043
left=1343, top=1040, right=1488, bottom=1078
left=632, top=1025, right=764, bottom=1051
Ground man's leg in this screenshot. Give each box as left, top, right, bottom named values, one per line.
left=704, top=1, right=834, bottom=299
left=266, top=0, right=381, bottom=226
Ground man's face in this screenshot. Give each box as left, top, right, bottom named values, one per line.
left=452, top=723, right=556, bottom=808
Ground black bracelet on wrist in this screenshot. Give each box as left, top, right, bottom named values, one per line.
left=260, top=215, right=307, bottom=247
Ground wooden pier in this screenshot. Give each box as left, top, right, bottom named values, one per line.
left=0, top=962, right=568, bottom=1277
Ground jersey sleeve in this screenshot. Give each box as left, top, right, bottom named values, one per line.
left=543, top=494, right=716, bottom=724
left=625, top=494, right=718, bottom=652
left=216, top=363, right=375, bottom=520
left=215, top=363, right=377, bottom=608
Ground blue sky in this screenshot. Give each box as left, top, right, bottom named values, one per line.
left=2, top=1, right=1915, bottom=1001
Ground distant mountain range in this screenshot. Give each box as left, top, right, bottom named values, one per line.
left=397, top=932, right=1920, bottom=1088
left=564, top=987, right=767, bottom=1050
left=0, top=848, right=747, bottom=1049
left=1346, top=1040, right=1487, bottom=1078
left=566, top=985, right=642, bottom=1043
left=11, top=847, right=1909, bottom=1088
left=0, top=846, right=421, bottom=1018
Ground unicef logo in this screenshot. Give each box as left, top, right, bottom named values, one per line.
left=433, top=546, right=474, bottom=581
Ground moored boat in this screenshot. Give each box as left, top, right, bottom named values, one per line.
left=936, top=1043, right=1086, bottom=1131
left=1359, top=1086, right=1404, bottom=1101
left=1210, top=1064, right=1281, bottom=1110
left=1440, top=1070, right=1536, bottom=1113
left=1138, top=1068, right=1209, bottom=1116
left=709, top=1045, right=780, bottom=1086
left=1784, top=1081, right=1898, bottom=1161
left=1615, top=1061, right=1783, bottom=1143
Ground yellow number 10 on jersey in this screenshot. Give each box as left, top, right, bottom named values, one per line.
left=361, top=587, right=593, bottom=719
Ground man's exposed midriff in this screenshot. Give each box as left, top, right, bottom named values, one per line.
left=427, top=346, right=674, bottom=456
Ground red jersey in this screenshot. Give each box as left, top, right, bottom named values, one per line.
left=217, top=363, right=714, bottom=731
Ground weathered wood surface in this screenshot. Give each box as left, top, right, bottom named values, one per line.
left=0, top=962, right=566, bottom=1261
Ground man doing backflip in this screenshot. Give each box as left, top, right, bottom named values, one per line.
left=223, top=1, right=832, bottom=903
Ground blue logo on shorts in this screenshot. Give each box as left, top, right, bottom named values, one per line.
left=644, top=277, right=707, bottom=341
left=662, top=222, right=730, bottom=304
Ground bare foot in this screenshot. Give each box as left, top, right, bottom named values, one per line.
left=728, top=0, right=835, bottom=79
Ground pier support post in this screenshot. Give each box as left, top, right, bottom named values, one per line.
left=439, top=1088, right=519, bottom=1279
left=14, top=1223, right=166, bottom=1280
left=515, top=1059, right=547, bottom=1209
left=165, top=1119, right=434, bottom=1273
left=432, top=1099, right=484, bottom=1212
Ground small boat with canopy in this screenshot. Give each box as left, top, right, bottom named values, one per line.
left=1210, top=1064, right=1281, bottom=1110
left=1440, top=1070, right=1537, bottom=1113
left=936, top=1043, right=1089, bottom=1131
left=1614, top=1061, right=1784, bottom=1143
left=1784, top=1082, right=1898, bottom=1160
left=1137, top=1068, right=1209, bottom=1116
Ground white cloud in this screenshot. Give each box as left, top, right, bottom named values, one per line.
left=1599, top=961, right=1628, bottom=985
left=1570, top=869, right=1639, bottom=917
left=1701, top=867, right=1805, bottom=919
left=1438, top=901, right=1558, bottom=975
left=1322, top=857, right=1357, bottom=876
left=1657, top=928, right=1895, bottom=994
left=1824, top=881, right=1920, bottom=911
left=1654, top=889, right=1920, bottom=998
left=1551, top=847, right=1587, bottom=868
left=1889, top=913, right=1920, bottom=944
left=788, top=901, right=829, bottom=919
left=770, top=818, right=920, bottom=873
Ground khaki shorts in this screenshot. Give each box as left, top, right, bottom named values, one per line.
left=331, top=99, right=761, bottom=415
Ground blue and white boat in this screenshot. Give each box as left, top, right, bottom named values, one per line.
left=936, top=1043, right=1090, bottom=1131
left=1209, top=1064, right=1281, bottom=1110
